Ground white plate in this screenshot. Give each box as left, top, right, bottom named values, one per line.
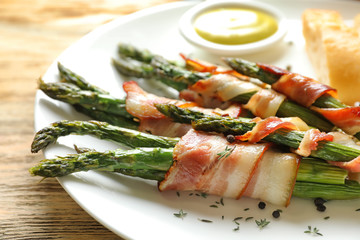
left=35, top=1, right=360, bottom=239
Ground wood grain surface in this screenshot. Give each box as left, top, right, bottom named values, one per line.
left=0, top=1, right=177, bottom=239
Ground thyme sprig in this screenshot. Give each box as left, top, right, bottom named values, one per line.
left=217, top=146, right=236, bottom=160
left=255, top=218, right=270, bottom=229
left=174, top=209, right=187, bottom=220
left=304, top=226, right=323, bottom=236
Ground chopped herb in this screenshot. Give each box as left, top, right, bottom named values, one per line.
left=222, top=215, right=224, bottom=220
left=356, top=208, right=360, bottom=211
left=304, top=226, right=323, bottom=236
left=245, top=217, right=253, bottom=221
left=324, top=216, right=330, bottom=220
left=176, top=191, right=180, bottom=197
left=217, top=146, right=236, bottom=160
left=189, top=193, right=193, bottom=196
left=174, top=209, right=187, bottom=220
left=243, top=208, right=250, bottom=211
left=201, top=193, right=208, bottom=198
left=233, top=217, right=243, bottom=222
left=210, top=204, right=218, bottom=208
left=233, top=226, right=240, bottom=231
left=198, top=218, right=213, bottom=223
left=286, top=65, right=292, bottom=71
left=220, top=197, right=224, bottom=206
left=255, top=218, right=270, bottom=229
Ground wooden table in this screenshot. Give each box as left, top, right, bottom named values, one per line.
left=0, top=1, right=178, bottom=239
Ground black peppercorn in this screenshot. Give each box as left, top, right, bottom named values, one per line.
left=258, top=201, right=266, bottom=209
left=226, top=134, right=235, bottom=143
left=272, top=210, right=280, bottom=218
left=316, top=204, right=326, bottom=212
left=314, top=197, right=326, bottom=206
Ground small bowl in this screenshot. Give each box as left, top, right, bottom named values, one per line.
left=179, top=0, right=288, bottom=55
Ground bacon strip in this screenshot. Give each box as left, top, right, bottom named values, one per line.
left=327, top=132, right=360, bottom=172
left=236, top=117, right=298, bottom=143
left=188, top=74, right=262, bottom=102
left=139, top=119, right=192, bottom=138
left=159, top=130, right=269, bottom=199
left=272, top=73, right=337, bottom=107
left=244, top=89, right=286, bottom=118
left=312, top=106, right=360, bottom=135
left=257, top=63, right=337, bottom=107
left=295, top=129, right=334, bottom=157
left=123, top=81, right=193, bottom=119
left=243, top=148, right=300, bottom=206
left=124, top=81, right=242, bottom=137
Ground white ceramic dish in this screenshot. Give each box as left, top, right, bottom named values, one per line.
left=178, top=0, right=288, bottom=55
left=34, top=1, right=360, bottom=239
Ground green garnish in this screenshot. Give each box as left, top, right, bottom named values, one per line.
left=198, top=218, right=213, bottom=223
left=174, top=209, right=187, bottom=220
left=233, top=217, right=243, bottom=222
left=324, top=216, right=330, bottom=220
left=233, top=226, right=240, bottom=231
left=255, top=218, right=270, bottom=229
left=210, top=204, right=218, bottom=208
left=244, top=208, right=250, bottom=211
left=217, top=146, right=236, bottom=160
left=304, top=226, right=323, bottom=236
left=245, top=217, right=253, bottom=221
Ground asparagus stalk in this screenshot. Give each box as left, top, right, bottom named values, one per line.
left=39, top=79, right=133, bottom=119
left=112, top=57, right=155, bottom=79
left=73, top=104, right=139, bottom=130
left=58, top=62, right=109, bottom=94
left=156, top=104, right=360, bottom=162
left=114, top=44, right=335, bottom=132
left=30, top=147, right=173, bottom=179
left=293, top=181, right=360, bottom=200
left=31, top=120, right=179, bottom=153
left=29, top=147, right=360, bottom=200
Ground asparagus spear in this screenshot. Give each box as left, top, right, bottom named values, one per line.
left=30, top=147, right=173, bottom=180
left=31, top=120, right=179, bottom=153
left=73, top=104, right=139, bottom=130
left=156, top=103, right=360, bottom=162
left=39, top=79, right=133, bottom=119
left=58, top=62, right=109, bottom=94
left=29, top=147, right=359, bottom=200
left=114, top=44, right=335, bottom=132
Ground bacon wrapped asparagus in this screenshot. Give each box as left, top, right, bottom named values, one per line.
left=224, top=58, right=360, bottom=139
left=113, top=43, right=335, bottom=132
left=31, top=128, right=358, bottom=206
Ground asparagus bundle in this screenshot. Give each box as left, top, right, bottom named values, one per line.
left=113, top=43, right=335, bottom=132
left=29, top=127, right=358, bottom=201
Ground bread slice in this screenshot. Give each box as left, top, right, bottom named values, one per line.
left=302, top=9, right=360, bottom=105
left=354, top=14, right=360, bottom=34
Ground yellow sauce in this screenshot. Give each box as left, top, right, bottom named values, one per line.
left=193, top=8, right=278, bottom=45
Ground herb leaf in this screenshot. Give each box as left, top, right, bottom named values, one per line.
left=217, top=146, right=236, bottom=160
left=304, top=226, right=323, bottom=236
left=198, top=218, right=213, bottom=223
left=255, top=218, right=270, bottom=229
left=174, top=209, right=187, bottom=220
